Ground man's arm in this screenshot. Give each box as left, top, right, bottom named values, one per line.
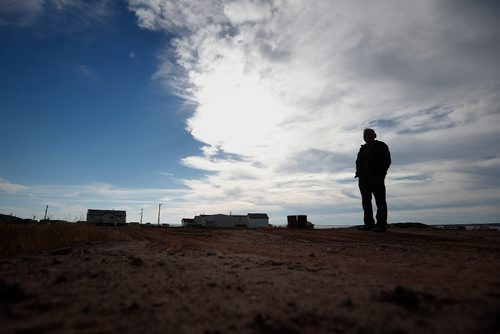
left=382, top=143, right=391, bottom=172
left=355, top=146, right=364, bottom=178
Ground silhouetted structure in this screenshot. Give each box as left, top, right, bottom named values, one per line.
left=355, top=128, right=391, bottom=232
left=0, top=214, right=36, bottom=224
left=86, top=209, right=126, bottom=226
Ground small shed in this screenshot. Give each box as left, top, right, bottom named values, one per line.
left=287, top=215, right=314, bottom=229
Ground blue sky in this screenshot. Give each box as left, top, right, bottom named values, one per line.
left=1, top=0, right=499, bottom=225
left=1, top=2, right=197, bottom=186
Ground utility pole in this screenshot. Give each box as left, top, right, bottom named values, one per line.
left=44, top=205, right=48, bottom=220
left=140, top=208, right=143, bottom=224
left=157, top=203, right=163, bottom=226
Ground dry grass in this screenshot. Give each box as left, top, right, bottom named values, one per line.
left=0, top=223, right=107, bottom=258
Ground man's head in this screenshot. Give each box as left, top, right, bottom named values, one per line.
left=363, top=128, right=377, bottom=143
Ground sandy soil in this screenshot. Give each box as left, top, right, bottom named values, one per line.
left=1, top=227, right=500, bottom=333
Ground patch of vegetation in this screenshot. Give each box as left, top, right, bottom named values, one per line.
left=0, top=223, right=107, bottom=258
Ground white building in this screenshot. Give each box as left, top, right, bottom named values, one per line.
left=247, top=213, right=270, bottom=228
left=190, top=213, right=269, bottom=228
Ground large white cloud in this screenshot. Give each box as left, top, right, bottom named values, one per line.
left=129, top=0, right=500, bottom=224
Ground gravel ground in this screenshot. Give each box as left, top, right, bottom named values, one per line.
left=1, top=227, right=500, bottom=333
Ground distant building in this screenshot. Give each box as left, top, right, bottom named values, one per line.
left=189, top=213, right=270, bottom=228
left=247, top=213, right=270, bottom=228
left=86, top=209, right=126, bottom=226
left=181, top=218, right=199, bottom=227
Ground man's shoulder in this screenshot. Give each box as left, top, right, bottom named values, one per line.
left=374, top=140, right=388, bottom=148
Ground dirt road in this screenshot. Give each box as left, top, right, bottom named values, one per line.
left=1, top=227, right=500, bottom=333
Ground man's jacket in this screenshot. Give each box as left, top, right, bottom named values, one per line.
left=355, top=140, right=391, bottom=178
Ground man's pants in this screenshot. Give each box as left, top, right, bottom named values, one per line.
left=358, top=177, right=387, bottom=227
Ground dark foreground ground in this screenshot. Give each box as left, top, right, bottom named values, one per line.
left=1, top=227, right=500, bottom=333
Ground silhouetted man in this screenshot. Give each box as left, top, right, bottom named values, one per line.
left=355, top=128, right=391, bottom=232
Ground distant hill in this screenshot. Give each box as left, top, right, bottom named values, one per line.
left=0, top=214, right=24, bottom=223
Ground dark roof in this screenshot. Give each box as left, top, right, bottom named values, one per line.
left=247, top=213, right=269, bottom=219
left=87, top=209, right=126, bottom=216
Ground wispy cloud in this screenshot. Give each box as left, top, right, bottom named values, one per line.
left=129, top=50, right=138, bottom=60
left=0, top=0, right=44, bottom=27
left=0, top=0, right=115, bottom=31
left=0, top=178, right=27, bottom=193
left=113, top=2, right=498, bottom=224
left=77, top=64, right=97, bottom=78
